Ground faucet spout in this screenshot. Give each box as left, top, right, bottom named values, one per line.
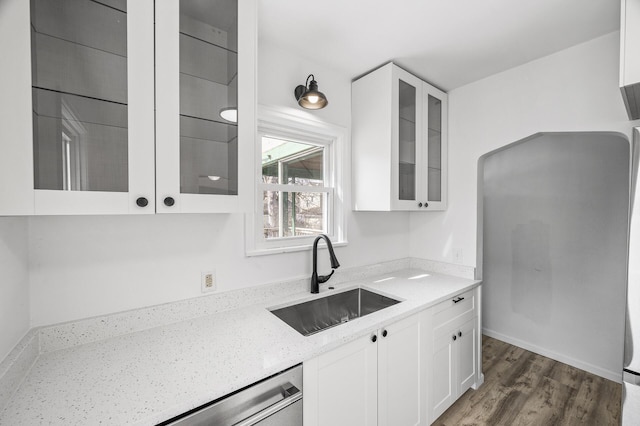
left=311, top=234, right=340, bottom=294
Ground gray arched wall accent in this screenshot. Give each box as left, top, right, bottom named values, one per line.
left=477, top=132, right=630, bottom=381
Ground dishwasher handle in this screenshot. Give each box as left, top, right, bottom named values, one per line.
left=234, top=384, right=302, bottom=426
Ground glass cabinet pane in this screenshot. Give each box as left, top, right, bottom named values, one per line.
left=179, top=0, right=238, bottom=196
left=398, top=80, right=416, bottom=201
left=31, top=0, right=128, bottom=192
left=427, top=94, right=442, bottom=201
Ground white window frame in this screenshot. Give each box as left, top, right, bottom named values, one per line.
left=245, top=105, right=347, bottom=256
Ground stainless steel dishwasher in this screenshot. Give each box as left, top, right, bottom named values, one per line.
left=161, top=364, right=302, bottom=426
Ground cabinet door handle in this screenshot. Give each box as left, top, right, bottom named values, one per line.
left=382, top=330, right=388, bottom=338
left=164, top=196, right=175, bottom=207
left=418, top=202, right=423, bottom=208
left=371, top=334, right=377, bottom=343
left=136, top=197, right=148, bottom=207
left=453, top=297, right=464, bottom=303
left=458, top=331, right=462, bottom=337
left=424, top=202, right=429, bottom=208
left=452, top=335, right=457, bottom=341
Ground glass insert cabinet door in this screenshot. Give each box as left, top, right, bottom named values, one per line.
left=155, top=0, right=257, bottom=213
left=423, top=85, right=448, bottom=210
left=392, top=65, right=447, bottom=211
left=393, top=66, right=423, bottom=210
left=398, top=79, right=417, bottom=202
left=24, top=0, right=155, bottom=214
left=427, top=95, right=442, bottom=202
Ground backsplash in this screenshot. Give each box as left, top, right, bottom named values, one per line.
left=38, top=258, right=412, bottom=353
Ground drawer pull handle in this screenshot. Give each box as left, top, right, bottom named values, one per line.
left=453, top=297, right=465, bottom=303
left=234, top=383, right=302, bottom=426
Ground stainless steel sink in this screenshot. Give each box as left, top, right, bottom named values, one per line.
left=269, top=288, right=401, bottom=336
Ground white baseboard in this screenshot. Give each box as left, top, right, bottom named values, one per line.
left=472, top=373, right=485, bottom=390
left=482, top=328, right=621, bottom=383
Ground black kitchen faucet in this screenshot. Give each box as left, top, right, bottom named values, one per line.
left=310, top=234, right=340, bottom=294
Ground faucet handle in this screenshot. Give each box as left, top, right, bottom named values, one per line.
left=317, top=270, right=335, bottom=284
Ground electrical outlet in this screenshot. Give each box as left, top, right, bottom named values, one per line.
left=201, top=270, right=216, bottom=293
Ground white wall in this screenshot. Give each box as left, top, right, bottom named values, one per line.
left=482, top=132, right=629, bottom=381
left=258, top=39, right=351, bottom=128
left=409, top=31, right=640, bottom=380
left=0, top=218, right=29, bottom=360
left=28, top=39, right=410, bottom=326
left=410, top=31, right=639, bottom=266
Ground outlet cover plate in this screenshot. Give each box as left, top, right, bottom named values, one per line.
left=201, top=270, right=216, bottom=293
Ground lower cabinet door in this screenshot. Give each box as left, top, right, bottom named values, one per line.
left=377, top=314, right=425, bottom=426
left=304, top=334, right=378, bottom=426
left=431, top=331, right=455, bottom=421
left=456, top=318, right=477, bottom=394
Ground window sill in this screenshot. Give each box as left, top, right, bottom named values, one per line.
left=245, top=240, right=348, bottom=257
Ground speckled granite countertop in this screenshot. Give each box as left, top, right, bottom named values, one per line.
left=0, top=269, right=480, bottom=425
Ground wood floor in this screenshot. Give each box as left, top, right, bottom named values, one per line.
left=434, top=336, right=622, bottom=425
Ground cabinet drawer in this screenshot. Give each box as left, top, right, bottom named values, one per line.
left=431, top=288, right=476, bottom=330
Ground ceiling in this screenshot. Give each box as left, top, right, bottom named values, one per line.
left=259, top=0, right=621, bottom=91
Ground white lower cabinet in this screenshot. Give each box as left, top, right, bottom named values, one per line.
left=428, top=289, right=480, bottom=422
left=303, top=332, right=378, bottom=426
left=303, top=313, right=427, bottom=426
left=378, top=314, right=426, bottom=426
left=303, top=287, right=481, bottom=426
left=430, top=318, right=478, bottom=420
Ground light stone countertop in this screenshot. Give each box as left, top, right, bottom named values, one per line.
left=0, top=269, right=480, bottom=425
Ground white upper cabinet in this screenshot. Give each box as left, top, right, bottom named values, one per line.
left=1, top=0, right=155, bottom=215
left=0, top=0, right=256, bottom=216
left=352, top=62, right=448, bottom=211
left=155, top=0, right=256, bottom=214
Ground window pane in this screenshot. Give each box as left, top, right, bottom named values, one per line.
left=263, top=190, right=279, bottom=238
left=263, top=191, right=326, bottom=239
left=262, top=137, right=324, bottom=186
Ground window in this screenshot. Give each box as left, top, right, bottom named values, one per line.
left=246, top=106, right=347, bottom=255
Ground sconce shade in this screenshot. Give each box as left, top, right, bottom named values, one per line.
left=294, top=75, right=328, bottom=109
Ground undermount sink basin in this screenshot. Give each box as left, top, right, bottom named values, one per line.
left=269, top=288, right=401, bottom=336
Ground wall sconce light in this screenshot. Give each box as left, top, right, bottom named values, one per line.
left=294, top=74, right=328, bottom=110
